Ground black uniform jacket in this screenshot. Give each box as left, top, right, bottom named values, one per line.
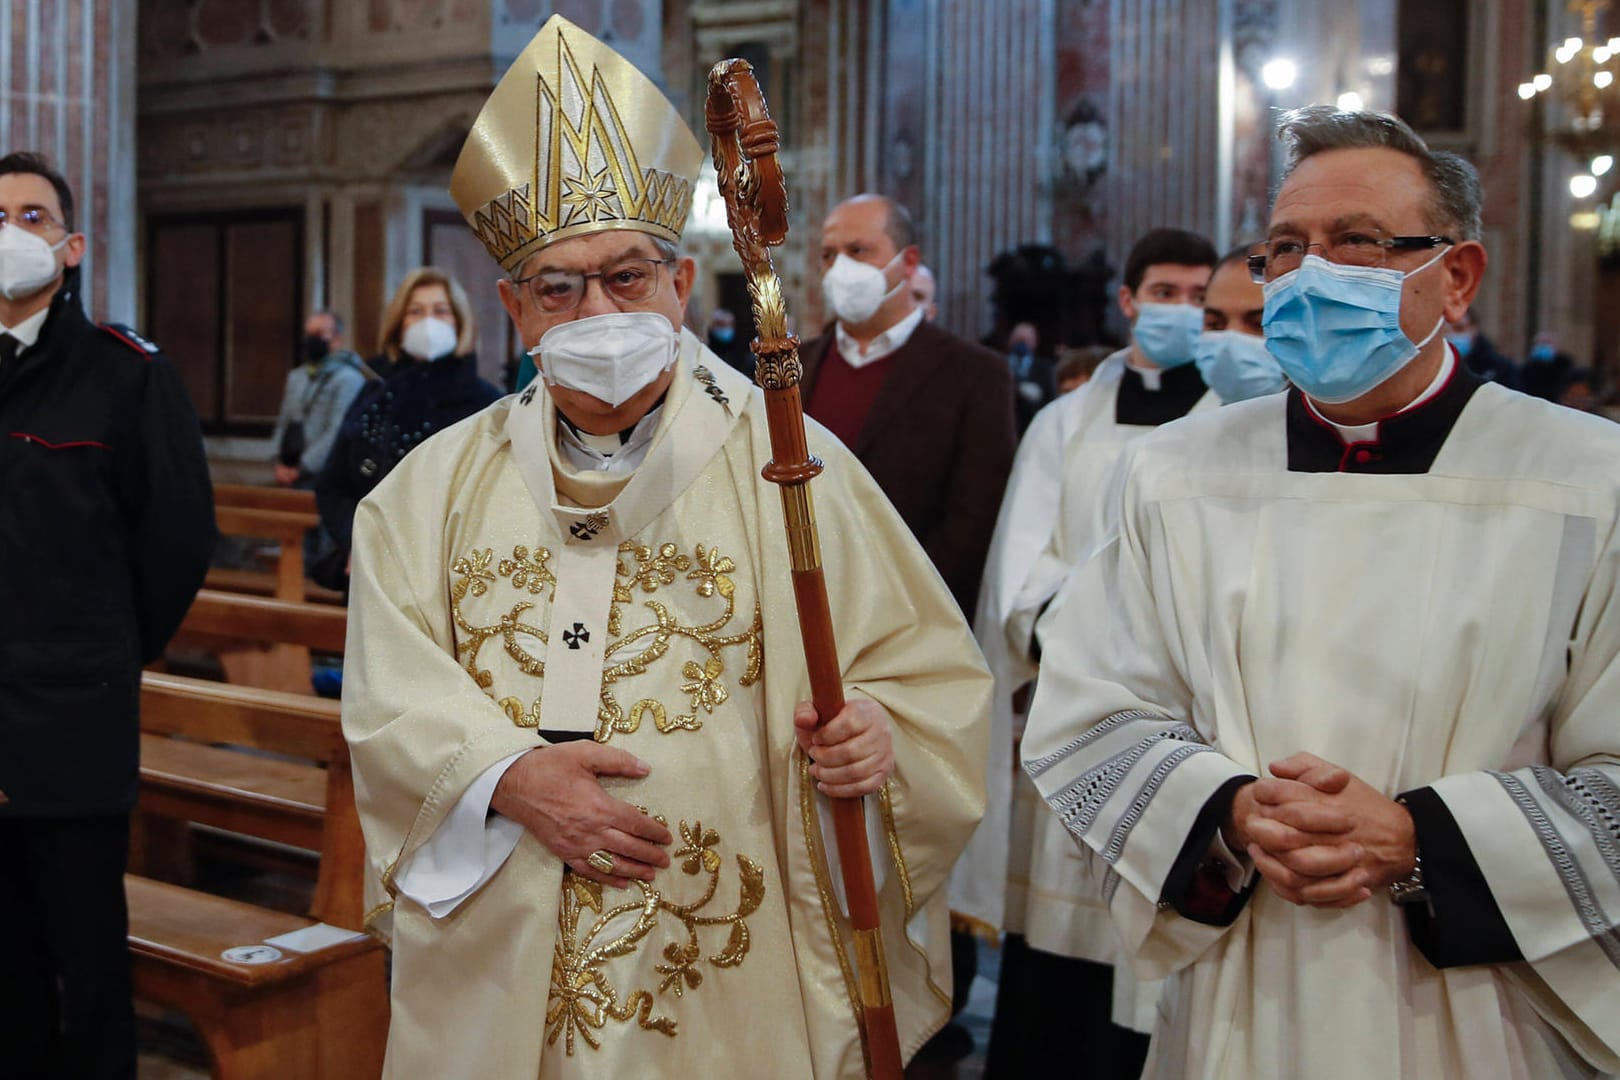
left=0, top=271, right=216, bottom=817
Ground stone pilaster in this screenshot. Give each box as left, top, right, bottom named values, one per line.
left=2, top=0, right=137, bottom=321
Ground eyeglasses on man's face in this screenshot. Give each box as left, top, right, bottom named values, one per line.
left=514, top=257, right=676, bottom=313
left=0, top=207, right=68, bottom=236
left=1248, top=228, right=1454, bottom=283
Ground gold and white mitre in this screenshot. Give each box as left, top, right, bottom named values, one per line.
left=451, top=14, right=704, bottom=273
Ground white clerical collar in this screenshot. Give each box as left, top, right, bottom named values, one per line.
left=1126, top=357, right=1164, bottom=390
left=0, top=305, right=51, bottom=352
left=1307, top=346, right=1457, bottom=444
left=556, top=402, right=663, bottom=476
left=834, top=305, right=925, bottom=369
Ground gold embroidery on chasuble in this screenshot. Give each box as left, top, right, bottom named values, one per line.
left=452, top=534, right=771, bottom=1055
left=545, top=818, right=767, bottom=1055
left=449, top=539, right=764, bottom=740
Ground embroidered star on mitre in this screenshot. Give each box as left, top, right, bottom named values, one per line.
left=561, top=168, right=619, bottom=224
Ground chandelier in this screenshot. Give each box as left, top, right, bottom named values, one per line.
left=1520, top=0, right=1620, bottom=195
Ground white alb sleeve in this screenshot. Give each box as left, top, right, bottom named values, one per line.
left=393, top=750, right=530, bottom=918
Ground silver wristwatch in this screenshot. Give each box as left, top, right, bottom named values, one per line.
left=1388, top=798, right=1428, bottom=905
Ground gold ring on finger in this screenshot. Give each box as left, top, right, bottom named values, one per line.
left=586, top=849, right=615, bottom=874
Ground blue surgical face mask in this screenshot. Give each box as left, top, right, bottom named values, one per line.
left=1193, top=330, right=1288, bottom=403
left=1132, top=302, right=1204, bottom=368
left=1261, top=251, right=1449, bottom=405
left=711, top=326, right=735, bottom=344
left=1530, top=344, right=1556, bottom=362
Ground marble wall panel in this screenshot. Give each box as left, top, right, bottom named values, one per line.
left=1, top=0, right=135, bottom=321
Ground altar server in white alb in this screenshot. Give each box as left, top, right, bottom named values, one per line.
left=979, top=229, right=1219, bottom=1076
left=1025, top=105, right=1620, bottom=1079
left=341, top=17, right=990, bottom=1080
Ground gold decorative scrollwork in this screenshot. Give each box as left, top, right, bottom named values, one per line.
left=451, top=546, right=555, bottom=689
left=594, top=540, right=763, bottom=742
left=546, top=818, right=767, bottom=1055
left=451, top=539, right=764, bottom=740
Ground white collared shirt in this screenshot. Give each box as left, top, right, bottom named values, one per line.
left=554, top=402, right=663, bottom=475
left=834, top=305, right=925, bottom=369
left=1125, top=358, right=1164, bottom=390
left=0, top=306, right=51, bottom=362
left=1308, top=346, right=1457, bottom=444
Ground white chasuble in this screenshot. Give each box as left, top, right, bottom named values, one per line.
left=1024, top=384, right=1620, bottom=1079
left=343, top=333, right=991, bottom=1080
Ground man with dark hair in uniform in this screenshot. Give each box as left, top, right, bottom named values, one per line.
left=0, top=150, right=216, bottom=1079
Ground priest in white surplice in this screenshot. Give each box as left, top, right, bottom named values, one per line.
left=1025, top=106, right=1620, bottom=1079
left=341, top=18, right=989, bottom=1080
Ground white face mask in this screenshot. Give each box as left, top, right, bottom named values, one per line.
left=821, top=252, right=904, bottom=325
left=0, top=224, right=67, bottom=301
left=401, top=315, right=458, bottom=362
left=531, top=311, right=679, bottom=408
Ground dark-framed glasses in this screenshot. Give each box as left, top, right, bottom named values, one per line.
left=514, top=257, right=676, bottom=313
left=1248, top=229, right=1454, bottom=283
left=0, top=208, right=67, bottom=236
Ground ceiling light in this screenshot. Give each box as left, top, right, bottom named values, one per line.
left=1261, top=58, right=1298, bottom=91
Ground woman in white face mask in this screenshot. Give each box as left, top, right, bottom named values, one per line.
left=312, top=266, right=502, bottom=590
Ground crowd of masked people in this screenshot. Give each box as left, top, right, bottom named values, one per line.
left=10, top=102, right=1620, bottom=1070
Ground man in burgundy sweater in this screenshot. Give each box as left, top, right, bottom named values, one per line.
left=800, top=194, right=1016, bottom=618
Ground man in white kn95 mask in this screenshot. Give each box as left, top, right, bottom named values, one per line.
left=339, top=16, right=992, bottom=1080
left=0, top=151, right=215, bottom=1080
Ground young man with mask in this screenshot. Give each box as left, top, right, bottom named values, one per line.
left=0, top=152, right=216, bottom=1078
left=269, top=310, right=370, bottom=488
left=341, top=18, right=991, bottom=1078
left=1193, top=244, right=1289, bottom=405
left=977, top=227, right=1218, bottom=1079
left=800, top=194, right=1016, bottom=618
left=1025, top=107, right=1620, bottom=1078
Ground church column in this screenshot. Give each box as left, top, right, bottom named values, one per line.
left=1, top=0, right=137, bottom=321
left=920, top=0, right=1057, bottom=339
left=1102, top=0, right=1224, bottom=267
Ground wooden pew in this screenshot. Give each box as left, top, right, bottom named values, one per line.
left=171, top=589, right=347, bottom=694
left=207, top=486, right=345, bottom=604
left=130, top=671, right=384, bottom=1079
left=215, top=505, right=320, bottom=603
left=204, top=566, right=345, bottom=605
left=213, top=483, right=318, bottom=515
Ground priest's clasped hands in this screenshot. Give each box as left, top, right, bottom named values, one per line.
left=1222, top=752, right=1418, bottom=908
left=490, top=698, right=895, bottom=889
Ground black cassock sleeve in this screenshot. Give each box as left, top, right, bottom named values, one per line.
left=1396, top=785, right=1523, bottom=968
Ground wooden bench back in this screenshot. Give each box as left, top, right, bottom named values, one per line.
left=140, top=672, right=364, bottom=930
left=214, top=484, right=318, bottom=515
left=215, top=504, right=321, bottom=603
left=182, top=589, right=348, bottom=655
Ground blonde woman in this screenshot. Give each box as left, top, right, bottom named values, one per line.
left=314, top=267, right=500, bottom=590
